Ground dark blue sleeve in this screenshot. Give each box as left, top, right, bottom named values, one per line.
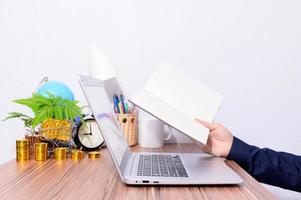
left=227, top=136, right=301, bottom=192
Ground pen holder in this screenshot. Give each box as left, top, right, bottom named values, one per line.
left=116, top=114, right=138, bottom=146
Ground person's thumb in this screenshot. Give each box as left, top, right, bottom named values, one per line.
left=195, top=118, right=217, bottom=131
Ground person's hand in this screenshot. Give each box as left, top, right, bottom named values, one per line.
left=195, top=119, right=233, bottom=158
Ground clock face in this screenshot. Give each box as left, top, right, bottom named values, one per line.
left=78, top=120, right=104, bottom=149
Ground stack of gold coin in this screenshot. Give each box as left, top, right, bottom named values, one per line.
left=54, top=147, right=67, bottom=160
left=34, top=143, right=48, bottom=161
left=88, top=151, right=101, bottom=160
left=71, top=150, right=84, bottom=161
left=16, top=139, right=30, bottom=162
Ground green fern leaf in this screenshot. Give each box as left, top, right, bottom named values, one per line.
left=10, top=92, right=83, bottom=128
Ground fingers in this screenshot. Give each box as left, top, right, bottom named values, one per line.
left=195, top=118, right=217, bottom=130
left=205, top=135, right=212, bottom=154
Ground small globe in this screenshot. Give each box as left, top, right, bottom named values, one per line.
left=36, top=81, right=75, bottom=101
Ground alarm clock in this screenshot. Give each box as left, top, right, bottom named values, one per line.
left=73, top=116, right=104, bottom=151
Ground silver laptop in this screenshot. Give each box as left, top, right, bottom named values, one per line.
left=78, top=75, right=243, bottom=185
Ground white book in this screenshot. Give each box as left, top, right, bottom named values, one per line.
left=129, top=62, right=223, bottom=144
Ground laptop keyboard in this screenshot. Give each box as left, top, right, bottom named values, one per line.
left=137, top=154, right=188, bottom=177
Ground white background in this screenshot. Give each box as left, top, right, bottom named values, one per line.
left=0, top=0, right=300, bottom=198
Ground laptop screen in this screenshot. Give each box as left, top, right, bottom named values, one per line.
left=79, top=76, right=129, bottom=166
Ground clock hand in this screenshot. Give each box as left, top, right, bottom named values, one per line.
left=89, top=122, right=92, bottom=135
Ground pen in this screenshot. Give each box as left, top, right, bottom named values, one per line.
left=125, top=103, right=129, bottom=114
left=113, top=95, right=120, bottom=113
left=118, top=102, right=124, bottom=114
left=113, top=96, right=117, bottom=113
left=120, top=95, right=126, bottom=114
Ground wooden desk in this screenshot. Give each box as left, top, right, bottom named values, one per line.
left=0, top=143, right=276, bottom=200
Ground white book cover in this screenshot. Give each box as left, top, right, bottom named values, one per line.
left=130, top=62, right=223, bottom=144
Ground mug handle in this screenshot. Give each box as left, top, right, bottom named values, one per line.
left=163, top=124, right=172, bottom=141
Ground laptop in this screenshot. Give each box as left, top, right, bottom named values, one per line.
left=78, top=75, right=243, bottom=185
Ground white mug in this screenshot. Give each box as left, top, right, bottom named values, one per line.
left=138, top=110, right=172, bottom=148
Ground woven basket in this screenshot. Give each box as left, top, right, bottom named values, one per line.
left=116, top=114, right=138, bottom=146
left=39, top=119, right=72, bottom=141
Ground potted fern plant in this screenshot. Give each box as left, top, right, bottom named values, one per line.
left=4, top=93, right=83, bottom=141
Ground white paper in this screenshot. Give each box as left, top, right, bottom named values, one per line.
left=130, top=62, right=223, bottom=144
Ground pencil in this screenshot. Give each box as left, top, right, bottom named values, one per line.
left=118, top=102, right=124, bottom=114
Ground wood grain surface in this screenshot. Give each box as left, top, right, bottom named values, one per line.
left=0, top=143, right=276, bottom=200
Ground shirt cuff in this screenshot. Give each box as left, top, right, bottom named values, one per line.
left=226, top=136, right=254, bottom=164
